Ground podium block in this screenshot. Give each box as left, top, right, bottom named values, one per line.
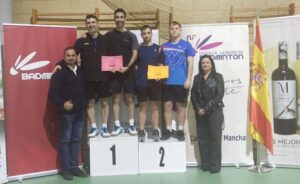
left=138, top=137, right=186, bottom=173
left=89, top=134, right=138, bottom=176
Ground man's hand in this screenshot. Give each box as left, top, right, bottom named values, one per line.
left=63, top=100, right=73, bottom=111
left=119, top=66, right=129, bottom=74
left=111, top=69, right=117, bottom=73
left=81, top=33, right=87, bottom=38
left=184, top=79, right=191, bottom=89
left=198, top=108, right=205, bottom=116
left=52, top=65, right=62, bottom=73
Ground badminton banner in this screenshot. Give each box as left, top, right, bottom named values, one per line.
left=182, top=23, right=252, bottom=165
left=3, top=24, right=76, bottom=177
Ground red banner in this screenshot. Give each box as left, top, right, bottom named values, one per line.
left=3, top=24, right=76, bottom=176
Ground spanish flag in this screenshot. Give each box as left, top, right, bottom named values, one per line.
left=249, top=18, right=273, bottom=154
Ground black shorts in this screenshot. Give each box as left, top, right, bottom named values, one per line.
left=85, top=81, right=112, bottom=99
left=136, top=85, right=162, bottom=102
left=110, top=72, right=135, bottom=94
left=162, top=85, right=188, bottom=103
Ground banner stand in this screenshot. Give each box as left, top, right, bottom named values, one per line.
left=182, top=23, right=252, bottom=165
left=248, top=140, right=273, bottom=173
left=3, top=24, right=77, bottom=179
left=7, top=170, right=58, bottom=182
left=260, top=16, right=300, bottom=166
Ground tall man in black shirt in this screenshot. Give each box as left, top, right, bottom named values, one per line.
left=104, top=8, right=139, bottom=136
left=53, top=15, right=112, bottom=173
left=73, top=15, right=111, bottom=138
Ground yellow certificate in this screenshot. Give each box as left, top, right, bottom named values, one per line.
left=147, top=65, right=169, bottom=79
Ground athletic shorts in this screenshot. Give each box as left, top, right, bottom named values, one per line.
left=110, top=72, right=135, bottom=94
left=162, top=85, right=188, bottom=103
left=136, top=85, right=162, bottom=102
left=84, top=81, right=111, bottom=99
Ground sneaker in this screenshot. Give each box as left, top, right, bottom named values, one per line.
left=82, top=162, right=90, bottom=175
left=152, top=129, right=160, bottom=142
left=61, top=170, right=73, bottom=180
left=100, top=127, right=111, bottom=137
left=88, top=127, right=99, bottom=137
left=128, top=125, right=137, bottom=135
left=138, top=129, right=146, bottom=142
left=111, top=126, right=123, bottom=136
left=71, top=167, right=88, bottom=177
left=176, top=130, right=185, bottom=141
left=172, top=129, right=177, bottom=138
left=161, top=129, right=172, bottom=140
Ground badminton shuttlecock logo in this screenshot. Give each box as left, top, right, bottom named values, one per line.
left=10, top=51, right=50, bottom=75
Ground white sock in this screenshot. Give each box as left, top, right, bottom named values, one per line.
left=102, top=123, right=108, bottom=128
left=129, top=119, right=135, bottom=126
left=167, top=125, right=172, bottom=131
left=115, top=120, right=121, bottom=127
left=178, top=125, right=184, bottom=130
left=172, top=120, right=177, bottom=130
left=91, top=123, right=97, bottom=128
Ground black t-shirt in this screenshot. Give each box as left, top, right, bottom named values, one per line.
left=104, top=29, right=139, bottom=66
left=73, top=33, right=109, bottom=82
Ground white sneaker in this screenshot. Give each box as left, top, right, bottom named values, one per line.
left=128, top=125, right=137, bottom=136
left=88, top=127, right=99, bottom=137
left=111, top=126, right=123, bottom=136
left=100, top=127, right=111, bottom=137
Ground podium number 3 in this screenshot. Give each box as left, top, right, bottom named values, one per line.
left=159, top=147, right=165, bottom=167
left=110, top=145, right=116, bottom=165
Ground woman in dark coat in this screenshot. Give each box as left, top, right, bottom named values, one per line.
left=191, top=54, right=224, bottom=173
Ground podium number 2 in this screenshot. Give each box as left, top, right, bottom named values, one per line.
left=159, top=147, right=165, bottom=167
left=110, top=145, right=116, bottom=165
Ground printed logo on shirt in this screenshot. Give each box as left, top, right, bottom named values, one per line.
left=84, top=42, right=90, bottom=45
left=10, top=51, right=52, bottom=80
left=162, top=47, right=185, bottom=54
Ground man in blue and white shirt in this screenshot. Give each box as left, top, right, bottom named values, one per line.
left=161, top=21, right=195, bottom=141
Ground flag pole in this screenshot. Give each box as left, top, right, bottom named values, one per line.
left=248, top=140, right=274, bottom=173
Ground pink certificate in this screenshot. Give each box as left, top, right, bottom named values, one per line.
left=101, top=55, right=123, bottom=71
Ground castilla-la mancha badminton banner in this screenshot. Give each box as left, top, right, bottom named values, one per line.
left=182, top=23, right=253, bottom=165
left=3, top=24, right=76, bottom=177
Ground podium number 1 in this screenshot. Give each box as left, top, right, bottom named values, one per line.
left=159, top=147, right=165, bottom=167
left=110, top=145, right=116, bottom=165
